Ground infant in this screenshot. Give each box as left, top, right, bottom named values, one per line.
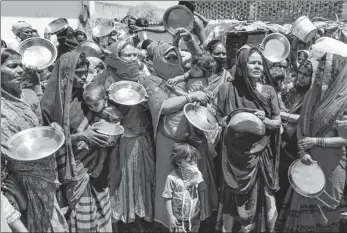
left=82, top=83, right=123, bottom=177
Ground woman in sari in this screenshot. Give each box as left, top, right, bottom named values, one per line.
left=144, top=37, right=219, bottom=231
left=275, top=53, right=347, bottom=232
left=275, top=60, right=314, bottom=208
left=1, top=48, right=68, bottom=232
left=216, top=46, right=281, bottom=232
left=41, top=51, right=113, bottom=232
left=93, top=40, right=155, bottom=232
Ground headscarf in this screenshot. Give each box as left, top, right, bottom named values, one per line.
left=41, top=51, right=87, bottom=182
left=298, top=53, right=347, bottom=138
left=87, top=57, right=105, bottom=70
left=232, top=46, right=274, bottom=116
left=152, top=42, right=185, bottom=80
left=106, top=41, right=143, bottom=82
left=147, top=41, right=160, bottom=58
left=12, top=21, right=32, bottom=36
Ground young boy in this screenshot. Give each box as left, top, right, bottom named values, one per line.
left=162, top=142, right=206, bottom=233
left=82, top=83, right=123, bottom=177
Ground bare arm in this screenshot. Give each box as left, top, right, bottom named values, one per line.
left=321, top=137, right=347, bottom=148
left=165, top=198, right=174, bottom=218
left=162, top=95, right=189, bottom=115
left=10, top=219, right=29, bottom=232
left=138, top=26, right=167, bottom=34
left=71, top=132, right=85, bottom=145
left=280, top=112, right=300, bottom=124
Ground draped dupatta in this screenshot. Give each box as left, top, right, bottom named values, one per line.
left=41, top=51, right=86, bottom=183
left=297, top=53, right=347, bottom=139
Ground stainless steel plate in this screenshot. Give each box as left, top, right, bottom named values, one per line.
left=17, top=37, right=57, bottom=70
left=76, top=40, right=105, bottom=58
left=6, top=126, right=65, bottom=161
left=108, top=81, right=147, bottom=106
left=262, top=33, right=291, bottom=63
left=184, top=103, right=218, bottom=132
left=46, top=18, right=69, bottom=35
left=163, top=5, right=194, bottom=36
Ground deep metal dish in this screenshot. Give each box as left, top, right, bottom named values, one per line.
left=163, top=5, right=195, bottom=36
left=46, top=18, right=69, bottom=35
left=261, top=33, right=291, bottom=63
left=92, top=20, right=115, bottom=38
left=76, top=40, right=105, bottom=58
left=6, top=126, right=65, bottom=161
left=108, top=81, right=147, bottom=106
left=17, top=37, right=57, bottom=70
left=288, top=159, right=326, bottom=198
left=228, top=112, right=266, bottom=136
left=92, top=122, right=124, bottom=146
left=184, top=103, right=218, bottom=132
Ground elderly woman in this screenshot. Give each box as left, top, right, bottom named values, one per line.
left=1, top=48, right=68, bottom=232
left=144, top=33, right=218, bottom=230
left=41, top=51, right=113, bottom=232
left=275, top=60, right=314, bottom=208
left=275, top=53, right=347, bottom=233
left=93, top=40, right=155, bottom=232
left=7, top=21, right=35, bottom=50
left=216, top=46, right=281, bottom=232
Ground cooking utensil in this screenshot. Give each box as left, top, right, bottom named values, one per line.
left=46, top=18, right=69, bottom=35
left=163, top=5, right=195, bottom=36
left=76, top=40, right=105, bottom=58
left=6, top=126, right=65, bottom=161
left=17, top=37, right=57, bottom=70
left=184, top=103, right=218, bottom=132
left=92, top=20, right=115, bottom=38
left=288, top=159, right=326, bottom=198
left=261, top=33, right=291, bottom=63
left=292, top=16, right=318, bottom=43
left=92, top=122, right=124, bottom=146
left=108, top=81, right=147, bottom=106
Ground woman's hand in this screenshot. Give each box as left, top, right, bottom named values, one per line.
left=168, top=215, right=178, bottom=231
left=24, top=65, right=41, bottom=84
left=131, top=25, right=143, bottom=33
left=259, top=43, right=265, bottom=51
left=82, top=128, right=110, bottom=148
left=188, top=91, right=208, bottom=103
left=300, top=153, right=316, bottom=166
left=50, top=122, right=64, bottom=133
left=167, top=76, right=183, bottom=85
left=254, top=111, right=266, bottom=121
left=175, top=27, right=193, bottom=41
left=298, top=137, right=317, bottom=150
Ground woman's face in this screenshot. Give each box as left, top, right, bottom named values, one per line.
left=164, top=48, right=179, bottom=65
left=247, top=52, right=264, bottom=82
left=212, top=44, right=227, bottom=59
left=120, top=44, right=138, bottom=62
left=298, top=52, right=307, bottom=64
left=297, top=66, right=312, bottom=88
left=1, top=54, right=25, bottom=95
left=73, top=62, right=88, bottom=88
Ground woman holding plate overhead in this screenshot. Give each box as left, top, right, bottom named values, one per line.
left=41, top=51, right=113, bottom=232
left=93, top=40, right=155, bottom=232
left=215, top=45, right=282, bottom=232
left=1, top=48, right=68, bottom=232
left=275, top=53, right=347, bottom=233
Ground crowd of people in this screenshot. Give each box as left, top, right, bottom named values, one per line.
left=1, top=1, right=347, bottom=233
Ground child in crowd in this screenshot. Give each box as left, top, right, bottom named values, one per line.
left=82, top=83, right=123, bottom=177
left=162, top=142, right=206, bottom=233
left=1, top=192, right=28, bottom=232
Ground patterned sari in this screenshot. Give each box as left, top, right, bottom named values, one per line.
left=41, top=51, right=112, bottom=232
left=275, top=53, right=347, bottom=232
left=1, top=87, right=68, bottom=232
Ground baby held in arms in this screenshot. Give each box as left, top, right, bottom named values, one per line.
left=82, top=83, right=123, bottom=177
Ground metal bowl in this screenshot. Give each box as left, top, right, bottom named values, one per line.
left=163, top=5, right=195, bottom=36
left=288, top=159, right=326, bottom=198
left=184, top=103, right=218, bottom=132
left=6, top=126, right=65, bottom=161
left=108, top=81, right=147, bottom=106
left=76, top=40, right=105, bottom=58
left=46, top=18, right=69, bottom=34
left=18, top=37, right=57, bottom=70
left=92, top=122, right=124, bottom=146
left=261, top=33, right=291, bottom=63
left=228, top=111, right=266, bottom=136
left=92, top=20, right=115, bottom=38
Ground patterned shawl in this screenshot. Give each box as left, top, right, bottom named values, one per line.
left=297, top=53, right=347, bottom=138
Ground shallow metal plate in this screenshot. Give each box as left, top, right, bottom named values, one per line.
left=262, top=33, right=291, bottom=63
left=17, top=37, right=57, bottom=70
left=6, top=126, right=65, bottom=161
left=46, top=18, right=69, bottom=35
left=108, top=81, right=147, bottom=106
left=76, top=40, right=104, bottom=58
left=184, top=103, right=218, bottom=132
left=288, top=159, right=326, bottom=198
left=163, top=5, right=194, bottom=36
left=92, top=20, right=115, bottom=38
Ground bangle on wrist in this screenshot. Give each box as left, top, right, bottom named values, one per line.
left=186, top=94, right=192, bottom=103
left=184, top=72, right=189, bottom=81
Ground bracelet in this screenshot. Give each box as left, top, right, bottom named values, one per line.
left=185, top=95, right=192, bottom=103
left=317, top=138, right=326, bottom=148
left=184, top=72, right=189, bottom=81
